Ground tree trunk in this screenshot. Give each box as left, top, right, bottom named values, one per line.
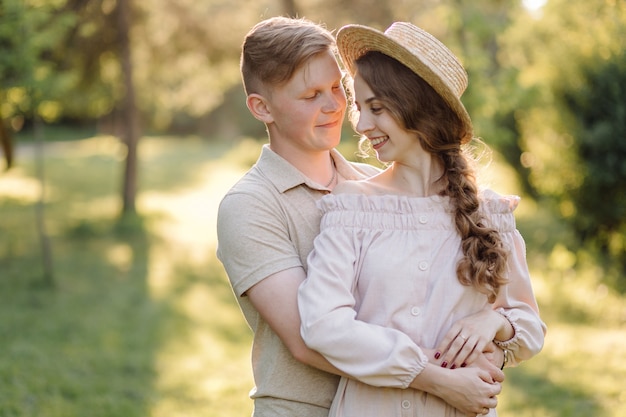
left=0, top=103, right=14, bottom=170
left=33, top=115, right=54, bottom=286
left=117, top=0, right=140, bottom=215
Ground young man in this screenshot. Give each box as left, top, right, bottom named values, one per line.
left=216, top=17, right=379, bottom=417
left=217, top=17, right=506, bottom=417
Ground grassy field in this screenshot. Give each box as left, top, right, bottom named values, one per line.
left=0, top=133, right=625, bottom=417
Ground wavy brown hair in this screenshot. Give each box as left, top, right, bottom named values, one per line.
left=351, top=51, right=508, bottom=302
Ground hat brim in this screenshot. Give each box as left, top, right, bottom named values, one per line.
left=337, top=24, right=473, bottom=143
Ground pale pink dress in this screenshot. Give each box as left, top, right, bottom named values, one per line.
left=298, top=189, right=546, bottom=417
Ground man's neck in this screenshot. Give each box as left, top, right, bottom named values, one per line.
left=269, top=142, right=334, bottom=185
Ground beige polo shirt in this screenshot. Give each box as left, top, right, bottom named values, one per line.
left=216, top=144, right=379, bottom=417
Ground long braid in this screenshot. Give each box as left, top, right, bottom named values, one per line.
left=441, top=149, right=508, bottom=303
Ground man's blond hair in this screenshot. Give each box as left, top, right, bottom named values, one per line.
left=241, top=16, right=336, bottom=95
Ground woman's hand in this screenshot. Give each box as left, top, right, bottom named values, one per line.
left=434, top=308, right=510, bottom=369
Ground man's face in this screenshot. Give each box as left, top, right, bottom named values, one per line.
left=264, top=50, right=347, bottom=153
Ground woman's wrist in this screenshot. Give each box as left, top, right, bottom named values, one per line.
left=494, top=310, right=515, bottom=342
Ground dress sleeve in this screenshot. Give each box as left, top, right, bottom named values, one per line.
left=298, top=205, right=428, bottom=389
left=482, top=190, right=547, bottom=366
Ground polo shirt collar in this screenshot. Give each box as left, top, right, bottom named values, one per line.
left=256, top=144, right=361, bottom=194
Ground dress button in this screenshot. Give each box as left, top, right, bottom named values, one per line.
left=401, top=400, right=411, bottom=409
left=419, top=214, right=428, bottom=224
left=418, top=261, right=428, bottom=271
left=411, top=306, right=421, bottom=316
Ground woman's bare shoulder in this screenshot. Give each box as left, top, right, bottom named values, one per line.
left=333, top=179, right=368, bottom=195
left=334, top=171, right=390, bottom=196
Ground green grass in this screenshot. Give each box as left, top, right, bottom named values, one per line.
left=1, top=131, right=625, bottom=416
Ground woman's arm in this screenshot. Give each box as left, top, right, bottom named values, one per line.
left=298, top=222, right=504, bottom=415
left=490, top=229, right=547, bottom=366
left=433, top=193, right=547, bottom=370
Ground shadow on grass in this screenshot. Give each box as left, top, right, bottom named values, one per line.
left=156, top=254, right=250, bottom=347
left=0, top=215, right=165, bottom=417
left=1, top=134, right=257, bottom=416
left=505, top=361, right=606, bottom=417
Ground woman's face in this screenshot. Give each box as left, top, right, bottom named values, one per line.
left=352, top=73, right=418, bottom=163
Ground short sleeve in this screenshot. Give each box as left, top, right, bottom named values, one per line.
left=217, top=191, right=302, bottom=297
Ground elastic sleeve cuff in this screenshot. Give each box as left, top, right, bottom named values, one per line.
left=399, top=350, right=429, bottom=389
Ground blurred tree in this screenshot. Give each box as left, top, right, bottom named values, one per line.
left=0, top=0, right=140, bottom=215
left=0, top=0, right=29, bottom=129
left=560, top=53, right=626, bottom=285
left=0, top=0, right=18, bottom=169
left=447, top=0, right=539, bottom=197
left=38, top=0, right=142, bottom=215
left=0, top=0, right=59, bottom=283
left=0, top=0, right=73, bottom=169
left=116, top=0, right=141, bottom=215
left=499, top=0, right=626, bottom=197
left=0, top=105, right=11, bottom=169
left=7, top=1, right=624, bottom=262
left=499, top=0, right=626, bottom=286
left=23, top=0, right=120, bottom=123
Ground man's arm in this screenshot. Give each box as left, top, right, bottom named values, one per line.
left=246, top=266, right=347, bottom=376
left=250, top=268, right=504, bottom=416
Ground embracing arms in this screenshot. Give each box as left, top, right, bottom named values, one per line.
left=246, top=267, right=347, bottom=376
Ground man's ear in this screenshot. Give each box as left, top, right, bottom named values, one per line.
left=246, top=93, right=273, bottom=124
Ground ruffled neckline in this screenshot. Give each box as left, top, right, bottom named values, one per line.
left=319, top=189, right=519, bottom=215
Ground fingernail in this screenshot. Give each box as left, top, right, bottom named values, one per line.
left=451, top=364, right=457, bottom=369
left=434, top=352, right=441, bottom=359
left=441, top=361, right=448, bottom=368
left=461, top=362, right=467, bottom=368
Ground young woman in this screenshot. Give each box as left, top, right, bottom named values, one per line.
left=298, top=22, right=546, bottom=416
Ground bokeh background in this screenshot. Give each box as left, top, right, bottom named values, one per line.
left=1, top=0, right=625, bottom=416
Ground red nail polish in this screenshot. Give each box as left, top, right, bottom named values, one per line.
left=434, top=352, right=441, bottom=359
left=461, top=363, right=467, bottom=368
left=451, top=364, right=457, bottom=369
left=441, top=361, right=448, bottom=368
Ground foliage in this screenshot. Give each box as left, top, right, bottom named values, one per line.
left=558, top=52, right=626, bottom=286
left=3, top=0, right=626, bottom=284
left=0, top=0, right=279, bottom=133
left=0, top=1, right=31, bottom=86
left=0, top=0, right=76, bottom=126
left=495, top=0, right=626, bottom=288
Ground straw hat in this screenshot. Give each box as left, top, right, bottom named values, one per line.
left=337, top=22, right=473, bottom=143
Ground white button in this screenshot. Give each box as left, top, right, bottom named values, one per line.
left=419, top=215, right=428, bottom=224
left=418, top=261, right=428, bottom=271
left=411, top=306, right=421, bottom=316
left=401, top=400, right=411, bottom=409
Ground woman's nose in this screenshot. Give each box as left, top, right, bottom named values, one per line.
left=355, top=113, right=373, bottom=134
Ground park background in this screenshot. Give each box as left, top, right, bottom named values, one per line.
left=1, top=0, right=625, bottom=416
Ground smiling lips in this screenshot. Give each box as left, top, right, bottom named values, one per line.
left=318, top=119, right=341, bottom=128
left=369, top=136, right=389, bottom=149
